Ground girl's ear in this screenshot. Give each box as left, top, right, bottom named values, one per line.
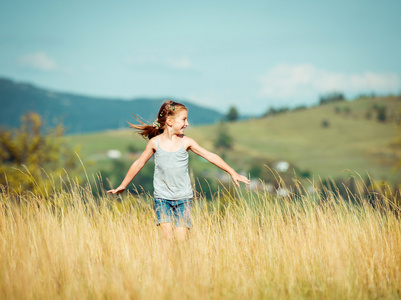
left=166, top=117, right=173, bottom=127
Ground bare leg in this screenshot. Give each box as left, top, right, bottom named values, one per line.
left=159, top=222, right=174, bottom=253
left=174, top=227, right=189, bottom=242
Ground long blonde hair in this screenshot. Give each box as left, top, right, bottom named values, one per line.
left=128, top=100, right=187, bottom=140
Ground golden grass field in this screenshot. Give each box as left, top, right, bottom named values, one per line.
left=1, top=174, right=400, bottom=299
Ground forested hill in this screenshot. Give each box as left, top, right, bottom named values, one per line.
left=0, top=77, right=223, bottom=134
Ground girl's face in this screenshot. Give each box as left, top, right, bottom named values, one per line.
left=170, top=109, right=189, bottom=134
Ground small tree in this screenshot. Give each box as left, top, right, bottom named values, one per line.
left=0, top=112, right=80, bottom=196
left=263, top=106, right=289, bottom=117
left=214, top=122, right=233, bottom=149
left=226, top=106, right=238, bottom=122
left=319, top=92, right=345, bottom=105
left=376, top=106, right=387, bottom=122
left=321, top=119, right=330, bottom=128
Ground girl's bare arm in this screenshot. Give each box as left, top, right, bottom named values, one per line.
left=107, top=139, right=156, bottom=194
left=186, top=137, right=250, bottom=187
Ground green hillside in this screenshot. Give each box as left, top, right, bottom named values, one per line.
left=66, top=95, right=401, bottom=186
left=0, top=77, right=223, bottom=134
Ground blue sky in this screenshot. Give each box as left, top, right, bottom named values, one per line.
left=1, top=0, right=400, bottom=114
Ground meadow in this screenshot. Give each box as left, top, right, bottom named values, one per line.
left=66, top=95, right=401, bottom=186
left=1, top=174, right=400, bottom=299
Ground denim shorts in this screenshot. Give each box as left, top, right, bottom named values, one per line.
left=154, top=198, right=193, bottom=228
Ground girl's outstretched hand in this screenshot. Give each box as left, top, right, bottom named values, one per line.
left=107, top=186, right=126, bottom=195
left=231, top=173, right=251, bottom=187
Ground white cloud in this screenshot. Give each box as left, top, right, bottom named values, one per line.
left=18, top=52, right=58, bottom=71
left=259, top=64, right=401, bottom=99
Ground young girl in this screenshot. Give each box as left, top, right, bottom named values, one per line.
left=107, top=100, right=250, bottom=244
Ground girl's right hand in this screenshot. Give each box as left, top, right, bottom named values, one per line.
left=231, top=172, right=251, bottom=187
left=107, top=186, right=126, bottom=195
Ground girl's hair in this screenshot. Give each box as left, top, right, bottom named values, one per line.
left=128, top=100, right=187, bottom=140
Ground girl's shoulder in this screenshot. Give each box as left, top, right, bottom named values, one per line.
left=147, top=136, right=159, bottom=151
left=183, top=135, right=194, bottom=143
left=183, top=135, right=197, bottom=150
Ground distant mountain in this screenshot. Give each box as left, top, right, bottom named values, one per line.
left=0, top=77, right=223, bottom=134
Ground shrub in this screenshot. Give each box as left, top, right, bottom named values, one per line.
left=214, top=122, right=233, bottom=149
left=0, top=112, right=80, bottom=196
left=376, top=106, right=387, bottom=122
left=321, top=119, right=330, bottom=128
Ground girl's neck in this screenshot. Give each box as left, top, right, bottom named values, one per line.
left=158, top=130, right=183, bottom=152
left=161, top=128, right=178, bottom=141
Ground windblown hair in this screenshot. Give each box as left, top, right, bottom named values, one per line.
left=128, top=100, right=187, bottom=140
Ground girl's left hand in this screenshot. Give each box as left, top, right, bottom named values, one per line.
left=231, top=173, right=251, bottom=187
left=107, top=185, right=126, bottom=195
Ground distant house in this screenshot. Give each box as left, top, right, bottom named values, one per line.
left=247, top=180, right=274, bottom=192
left=215, top=171, right=231, bottom=183
left=276, top=187, right=290, bottom=197
left=306, top=185, right=317, bottom=195
left=275, top=161, right=289, bottom=172
left=107, top=150, right=121, bottom=159
left=249, top=179, right=263, bottom=191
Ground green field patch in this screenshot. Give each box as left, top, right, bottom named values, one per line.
left=65, top=96, right=401, bottom=186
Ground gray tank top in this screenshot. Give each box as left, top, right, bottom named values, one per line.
left=153, top=135, right=193, bottom=200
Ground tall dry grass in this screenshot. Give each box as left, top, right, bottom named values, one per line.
left=0, top=175, right=400, bottom=299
